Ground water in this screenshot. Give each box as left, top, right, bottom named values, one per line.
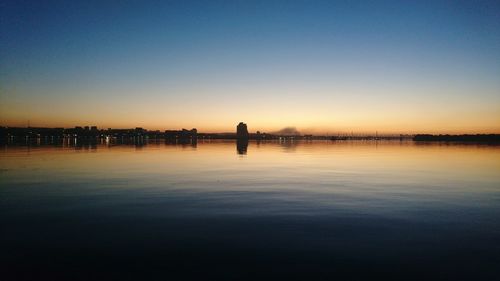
left=1, top=140, right=499, bottom=280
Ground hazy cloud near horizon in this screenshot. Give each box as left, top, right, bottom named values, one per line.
left=272, top=127, right=301, bottom=136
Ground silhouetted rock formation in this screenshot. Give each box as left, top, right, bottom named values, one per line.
left=236, top=122, right=249, bottom=139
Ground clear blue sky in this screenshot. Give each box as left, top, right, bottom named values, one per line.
left=1, top=0, right=499, bottom=133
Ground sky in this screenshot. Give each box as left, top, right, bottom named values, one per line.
left=1, top=0, right=500, bottom=134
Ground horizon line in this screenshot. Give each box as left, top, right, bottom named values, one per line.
left=2, top=124, right=500, bottom=136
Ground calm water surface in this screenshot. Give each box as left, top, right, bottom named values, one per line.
left=1, top=140, right=499, bottom=280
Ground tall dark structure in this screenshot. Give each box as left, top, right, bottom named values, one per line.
left=236, top=122, right=249, bottom=155
left=236, top=122, right=249, bottom=139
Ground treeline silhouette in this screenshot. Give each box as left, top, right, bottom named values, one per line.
left=413, top=134, right=500, bottom=142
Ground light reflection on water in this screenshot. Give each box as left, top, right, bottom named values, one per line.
left=1, top=140, right=499, bottom=280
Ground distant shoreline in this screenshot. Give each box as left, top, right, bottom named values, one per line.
left=413, top=134, right=500, bottom=142
left=1, top=126, right=499, bottom=143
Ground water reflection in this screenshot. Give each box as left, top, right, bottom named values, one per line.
left=236, top=139, right=248, bottom=155
left=1, top=141, right=500, bottom=280
left=278, top=138, right=299, bottom=152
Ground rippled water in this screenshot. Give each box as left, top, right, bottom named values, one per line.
left=1, top=140, right=499, bottom=280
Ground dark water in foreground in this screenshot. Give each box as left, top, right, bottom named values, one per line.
left=1, top=140, right=499, bottom=280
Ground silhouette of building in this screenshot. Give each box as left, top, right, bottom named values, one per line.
left=237, top=122, right=249, bottom=139
left=256, top=131, right=262, bottom=141
left=165, top=128, right=197, bottom=143
left=135, top=127, right=146, bottom=136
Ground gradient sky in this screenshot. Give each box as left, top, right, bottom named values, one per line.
left=1, top=0, right=500, bottom=134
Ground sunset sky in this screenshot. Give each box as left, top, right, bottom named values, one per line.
left=1, top=0, right=499, bottom=134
